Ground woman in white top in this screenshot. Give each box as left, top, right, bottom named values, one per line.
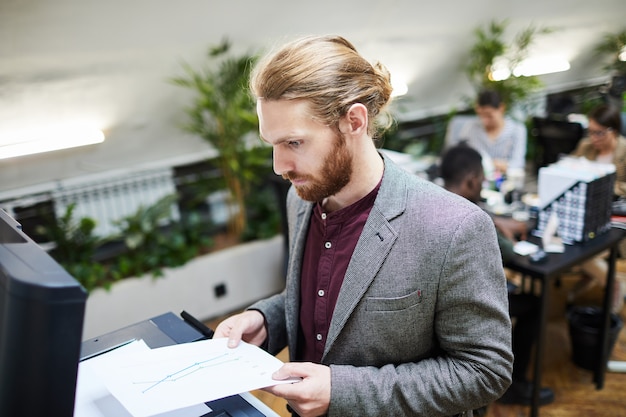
left=445, top=90, right=527, bottom=175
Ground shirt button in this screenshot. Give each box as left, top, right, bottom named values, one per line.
left=318, top=289, right=325, bottom=297
left=316, top=333, right=323, bottom=341
left=321, top=213, right=327, bottom=219
left=325, top=242, right=331, bottom=249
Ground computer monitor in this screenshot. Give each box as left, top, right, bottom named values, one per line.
left=0, top=209, right=87, bottom=417
left=531, top=116, right=584, bottom=171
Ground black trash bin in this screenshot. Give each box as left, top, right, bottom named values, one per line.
left=567, top=306, right=623, bottom=371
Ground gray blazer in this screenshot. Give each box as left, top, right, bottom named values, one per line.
left=251, top=154, right=513, bottom=416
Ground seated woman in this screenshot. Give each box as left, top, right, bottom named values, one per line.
left=568, top=103, right=626, bottom=313
left=444, top=89, right=527, bottom=176
left=572, top=104, right=626, bottom=197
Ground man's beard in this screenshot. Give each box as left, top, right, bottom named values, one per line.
left=283, top=133, right=352, bottom=202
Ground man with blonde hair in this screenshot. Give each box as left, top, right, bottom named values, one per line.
left=216, top=35, right=512, bottom=417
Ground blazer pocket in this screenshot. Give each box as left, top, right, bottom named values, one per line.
left=365, top=287, right=426, bottom=312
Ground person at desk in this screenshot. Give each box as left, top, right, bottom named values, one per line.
left=572, top=104, right=626, bottom=197
left=444, top=89, right=527, bottom=176
left=214, top=35, right=513, bottom=417
left=568, top=104, right=626, bottom=312
left=440, top=143, right=555, bottom=407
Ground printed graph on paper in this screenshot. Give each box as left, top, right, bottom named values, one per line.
left=89, top=338, right=298, bottom=417
left=133, top=350, right=267, bottom=394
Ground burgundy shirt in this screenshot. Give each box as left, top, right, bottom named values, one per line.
left=297, top=182, right=381, bottom=363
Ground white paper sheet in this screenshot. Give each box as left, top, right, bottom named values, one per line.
left=513, top=240, right=539, bottom=256
left=88, top=338, right=297, bottom=417
left=75, top=339, right=211, bottom=417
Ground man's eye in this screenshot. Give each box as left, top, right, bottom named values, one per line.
left=288, top=141, right=301, bottom=148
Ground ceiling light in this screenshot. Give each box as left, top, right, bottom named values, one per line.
left=489, top=57, right=512, bottom=81
left=0, top=126, right=105, bottom=160
left=512, top=57, right=570, bottom=77
left=489, top=57, right=570, bottom=80
left=489, top=67, right=511, bottom=82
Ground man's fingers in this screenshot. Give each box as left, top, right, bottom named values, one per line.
left=214, top=310, right=266, bottom=348
left=272, top=362, right=313, bottom=380
left=213, top=319, right=243, bottom=348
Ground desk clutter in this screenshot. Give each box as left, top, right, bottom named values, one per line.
left=535, top=157, right=616, bottom=244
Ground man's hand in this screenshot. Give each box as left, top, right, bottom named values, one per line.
left=264, top=362, right=331, bottom=417
left=213, top=310, right=267, bottom=348
left=493, top=159, right=508, bottom=174
left=493, top=216, right=528, bottom=242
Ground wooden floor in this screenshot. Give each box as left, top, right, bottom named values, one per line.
left=206, top=262, right=626, bottom=417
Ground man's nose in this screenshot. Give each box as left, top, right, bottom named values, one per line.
left=272, top=147, right=291, bottom=176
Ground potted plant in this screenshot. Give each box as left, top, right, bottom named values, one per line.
left=37, top=203, right=108, bottom=291
left=594, top=28, right=626, bottom=76
left=37, top=40, right=287, bottom=338
left=37, top=195, right=214, bottom=293
left=171, top=39, right=274, bottom=238
left=463, top=19, right=553, bottom=107
left=594, top=28, right=626, bottom=105
left=37, top=196, right=285, bottom=339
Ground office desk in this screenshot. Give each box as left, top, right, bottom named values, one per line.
left=505, top=227, right=625, bottom=417
left=79, top=312, right=280, bottom=417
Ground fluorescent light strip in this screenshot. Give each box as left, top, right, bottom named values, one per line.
left=489, top=57, right=570, bottom=81
left=0, top=129, right=105, bottom=160
left=512, top=58, right=571, bottom=77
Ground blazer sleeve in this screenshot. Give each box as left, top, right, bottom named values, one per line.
left=248, top=291, right=288, bottom=356
left=327, top=208, right=513, bottom=417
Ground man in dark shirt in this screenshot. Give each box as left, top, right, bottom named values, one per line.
left=440, top=143, right=555, bottom=407
left=215, top=35, right=513, bottom=417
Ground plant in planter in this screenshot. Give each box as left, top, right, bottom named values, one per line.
left=40, top=40, right=283, bottom=295
left=459, top=20, right=556, bottom=163
left=109, top=194, right=212, bottom=280
left=594, top=28, right=626, bottom=76
left=37, top=203, right=109, bottom=292
left=171, top=39, right=275, bottom=239
left=594, top=28, right=626, bottom=105
left=463, top=19, right=553, bottom=107
left=38, top=195, right=215, bottom=293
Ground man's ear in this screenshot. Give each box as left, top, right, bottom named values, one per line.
left=340, top=103, right=368, bottom=135
left=468, top=173, right=483, bottom=194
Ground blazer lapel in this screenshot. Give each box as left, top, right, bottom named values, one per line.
left=323, top=155, right=407, bottom=360
left=323, top=210, right=398, bottom=359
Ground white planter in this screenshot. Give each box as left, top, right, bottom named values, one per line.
left=82, top=235, right=285, bottom=340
